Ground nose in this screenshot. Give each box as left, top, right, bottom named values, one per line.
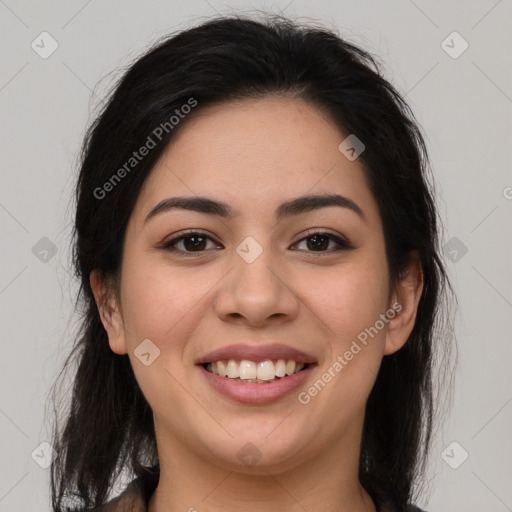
left=213, top=245, right=300, bottom=328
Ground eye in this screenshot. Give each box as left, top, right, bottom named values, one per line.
left=291, top=230, right=354, bottom=254
left=160, top=230, right=221, bottom=257
left=160, top=229, right=354, bottom=257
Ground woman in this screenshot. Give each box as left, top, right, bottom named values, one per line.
left=50, top=13, right=454, bottom=512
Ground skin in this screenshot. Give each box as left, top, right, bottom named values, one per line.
left=91, top=96, right=423, bottom=512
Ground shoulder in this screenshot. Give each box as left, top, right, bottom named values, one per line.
left=406, top=505, right=427, bottom=512
left=73, top=477, right=149, bottom=512
left=71, top=469, right=159, bottom=512
left=94, top=485, right=145, bottom=511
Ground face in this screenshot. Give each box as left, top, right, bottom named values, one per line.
left=92, top=96, right=421, bottom=474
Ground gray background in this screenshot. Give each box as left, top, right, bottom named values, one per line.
left=1, top=1, right=511, bottom=511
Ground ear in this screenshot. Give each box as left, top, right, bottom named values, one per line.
left=89, top=269, right=128, bottom=355
left=384, top=252, right=424, bottom=356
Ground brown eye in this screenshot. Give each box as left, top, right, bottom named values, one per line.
left=292, top=231, right=353, bottom=253
left=161, top=229, right=353, bottom=257
left=161, top=231, right=221, bottom=256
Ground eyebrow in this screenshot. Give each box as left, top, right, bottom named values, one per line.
left=144, top=193, right=365, bottom=224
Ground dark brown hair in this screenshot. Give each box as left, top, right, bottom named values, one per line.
left=50, top=13, right=455, bottom=512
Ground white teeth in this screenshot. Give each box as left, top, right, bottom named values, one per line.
left=217, top=360, right=227, bottom=377
left=286, top=360, right=296, bottom=376
left=226, top=359, right=239, bottom=378
left=257, top=360, right=275, bottom=381
left=239, top=360, right=257, bottom=379
left=207, top=359, right=307, bottom=382
left=275, top=359, right=287, bottom=377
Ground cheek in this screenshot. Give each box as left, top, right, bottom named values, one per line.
left=120, top=254, right=216, bottom=351
left=306, top=258, right=390, bottom=345
left=316, top=259, right=390, bottom=405
left=119, top=258, right=207, bottom=411
left=301, top=271, right=389, bottom=431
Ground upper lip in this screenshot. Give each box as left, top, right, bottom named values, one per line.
left=195, top=343, right=317, bottom=365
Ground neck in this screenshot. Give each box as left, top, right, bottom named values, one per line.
left=148, top=416, right=376, bottom=512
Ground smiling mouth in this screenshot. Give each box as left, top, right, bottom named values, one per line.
left=203, top=359, right=311, bottom=384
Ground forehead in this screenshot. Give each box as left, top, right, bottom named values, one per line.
left=132, top=96, right=377, bottom=224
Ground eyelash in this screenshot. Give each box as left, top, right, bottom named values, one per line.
left=160, top=229, right=354, bottom=257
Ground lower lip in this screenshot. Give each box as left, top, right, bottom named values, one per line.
left=198, top=364, right=316, bottom=404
